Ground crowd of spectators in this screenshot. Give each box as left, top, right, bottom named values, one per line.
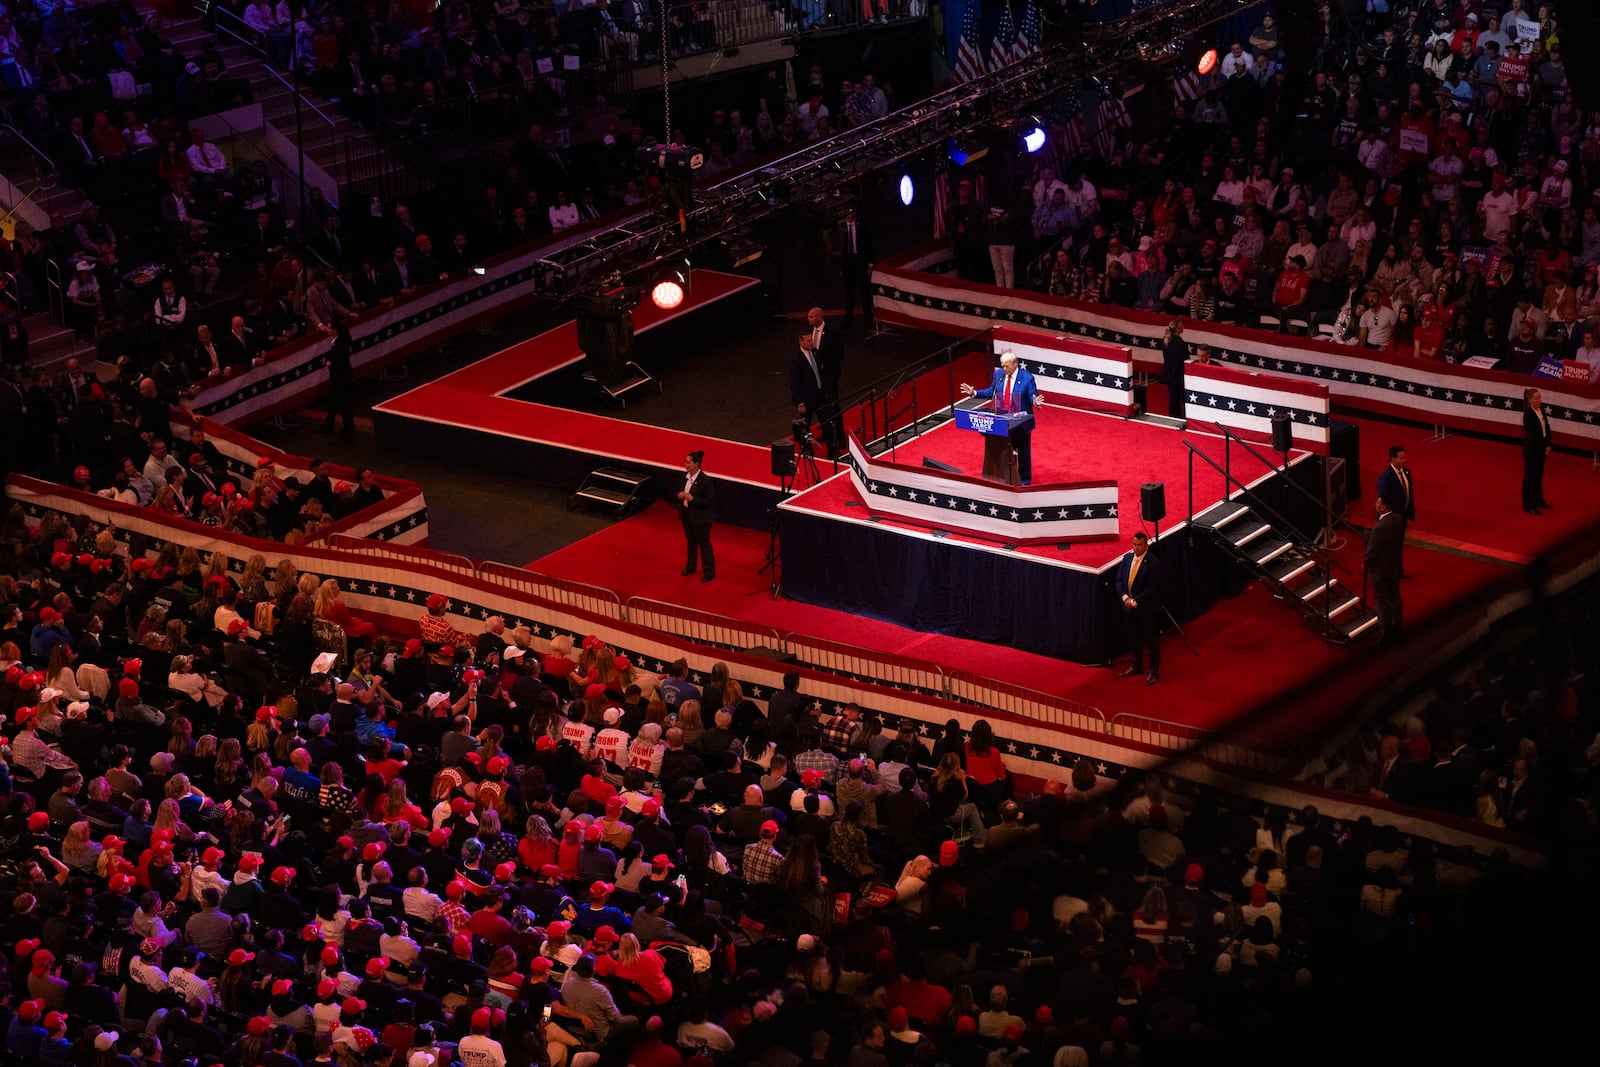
left=947, top=0, right=1600, bottom=381
left=1303, top=567, right=1599, bottom=839
left=0, top=501, right=1594, bottom=1065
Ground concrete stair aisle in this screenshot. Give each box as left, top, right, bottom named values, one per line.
left=144, top=5, right=374, bottom=187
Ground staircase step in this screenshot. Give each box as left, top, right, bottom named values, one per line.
left=1226, top=521, right=1273, bottom=549
left=1325, top=594, right=1361, bottom=620
left=1194, top=498, right=1249, bottom=529
left=1341, top=611, right=1381, bottom=640
left=573, top=486, right=633, bottom=507
left=1264, top=555, right=1318, bottom=586
left=1288, top=577, right=1333, bottom=601
left=1247, top=537, right=1294, bottom=567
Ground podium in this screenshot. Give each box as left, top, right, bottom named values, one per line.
left=954, top=401, right=1035, bottom=485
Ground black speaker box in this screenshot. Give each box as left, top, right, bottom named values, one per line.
left=1140, top=482, right=1166, bottom=523
left=1271, top=413, right=1293, bottom=453
left=771, top=440, right=796, bottom=477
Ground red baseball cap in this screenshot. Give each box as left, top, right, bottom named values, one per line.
left=227, top=949, right=256, bottom=966
left=590, top=880, right=613, bottom=898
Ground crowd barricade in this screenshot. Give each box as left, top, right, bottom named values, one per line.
left=783, top=632, right=947, bottom=699
left=323, top=534, right=476, bottom=577
left=623, top=596, right=782, bottom=654
left=946, top=668, right=1108, bottom=735
left=479, top=561, right=626, bottom=623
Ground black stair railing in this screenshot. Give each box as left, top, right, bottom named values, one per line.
left=1184, top=441, right=1342, bottom=641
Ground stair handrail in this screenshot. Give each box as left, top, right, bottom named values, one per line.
left=1184, top=439, right=1341, bottom=639
left=0, top=123, right=59, bottom=174
left=1215, top=425, right=1351, bottom=576
left=1183, top=440, right=1319, bottom=548
left=258, top=65, right=336, bottom=128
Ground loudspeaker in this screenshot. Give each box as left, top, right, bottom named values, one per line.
left=1140, top=482, right=1166, bottom=523
left=922, top=457, right=962, bottom=474
left=1271, top=413, right=1293, bottom=453
left=771, top=440, right=796, bottom=477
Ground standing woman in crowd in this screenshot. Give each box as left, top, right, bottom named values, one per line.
left=963, top=719, right=1010, bottom=812
left=313, top=578, right=377, bottom=640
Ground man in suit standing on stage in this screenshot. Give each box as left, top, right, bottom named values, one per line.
left=839, top=208, right=876, bottom=331
left=959, top=351, right=1039, bottom=484
left=1116, top=532, right=1161, bottom=685
left=1365, top=496, right=1404, bottom=646
left=806, top=306, right=844, bottom=454
left=1375, top=445, right=1414, bottom=576
left=678, top=450, right=715, bottom=582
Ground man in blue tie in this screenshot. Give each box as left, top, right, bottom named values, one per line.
left=960, top=351, right=1039, bottom=484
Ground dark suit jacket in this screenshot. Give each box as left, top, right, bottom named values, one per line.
left=682, top=471, right=715, bottom=527
left=1523, top=405, right=1551, bottom=456
left=791, top=346, right=826, bottom=415
left=1365, top=510, right=1404, bottom=581
left=1115, top=550, right=1160, bottom=611
left=1375, top=464, right=1415, bottom=521
left=218, top=330, right=254, bottom=370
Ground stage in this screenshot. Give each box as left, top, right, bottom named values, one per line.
left=371, top=270, right=787, bottom=528
left=776, top=408, right=1325, bottom=663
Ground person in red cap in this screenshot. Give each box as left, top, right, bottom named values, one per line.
left=741, top=821, right=784, bottom=885
left=459, top=1005, right=506, bottom=1067
left=438, top=880, right=472, bottom=937
left=419, top=592, right=475, bottom=649
left=578, top=880, right=631, bottom=936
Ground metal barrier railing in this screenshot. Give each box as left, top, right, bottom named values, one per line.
left=785, top=631, right=945, bottom=698
left=624, top=596, right=781, bottom=653
left=946, top=669, right=1108, bottom=734
left=480, top=561, right=626, bottom=622
left=324, top=534, right=477, bottom=578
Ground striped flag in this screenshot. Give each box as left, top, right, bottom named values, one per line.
left=989, top=6, right=1017, bottom=72
left=954, top=0, right=984, bottom=82
left=1092, top=96, right=1132, bottom=155
left=1172, top=70, right=1209, bottom=104
left=1014, top=0, right=1040, bottom=63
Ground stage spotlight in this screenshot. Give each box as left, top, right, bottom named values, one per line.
left=1021, top=120, right=1047, bottom=154
left=649, top=259, right=691, bottom=310
left=1197, top=48, right=1218, bottom=75
left=898, top=173, right=914, bottom=206
left=947, top=136, right=989, bottom=168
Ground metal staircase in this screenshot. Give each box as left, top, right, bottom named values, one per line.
left=569, top=467, right=657, bottom=516
left=1185, top=433, right=1379, bottom=646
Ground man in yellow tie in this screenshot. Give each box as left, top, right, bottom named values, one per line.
left=1116, top=531, right=1161, bottom=685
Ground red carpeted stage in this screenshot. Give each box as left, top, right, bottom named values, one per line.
left=774, top=406, right=1324, bottom=663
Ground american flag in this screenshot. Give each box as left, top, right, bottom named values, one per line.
left=1173, top=70, right=1210, bottom=104
left=1092, top=96, right=1132, bottom=155
left=1013, top=0, right=1041, bottom=63
left=954, top=0, right=985, bottom=82
left=932, top=172, right=988, bottom=239
left=989, top=6, right=1017, bottom=72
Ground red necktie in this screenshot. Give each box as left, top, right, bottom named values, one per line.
left=1003, top=374, right=1013, bottom=411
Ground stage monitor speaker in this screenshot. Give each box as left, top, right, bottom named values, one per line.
left=922, top=457, right=962, bottom=474
left=1140, top=482, right=1166, bottom=523
left=771, top=440, right=796, bottom=477
left=1271, top=413, right=1293, bottom=453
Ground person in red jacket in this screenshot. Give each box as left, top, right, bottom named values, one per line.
left=610, top=932, right=673, bottom=1006
left=962, top=719, right=1010, bottom=812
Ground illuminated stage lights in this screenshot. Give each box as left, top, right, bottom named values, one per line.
left=648, top=259, right=692, bottom=310
left=899, top=174, right=915, bottom=206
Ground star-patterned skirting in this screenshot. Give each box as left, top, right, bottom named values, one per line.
left=872, top=249, right=1600, bottom=450
left=843, top=434, right=1119, bottom=543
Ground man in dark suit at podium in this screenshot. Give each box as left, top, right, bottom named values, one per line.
left=1116, top=531, right=1161, bottom=685
left=678, top=450, right=716, bottom=582
left=959, top=351, right=1039, bottom=484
